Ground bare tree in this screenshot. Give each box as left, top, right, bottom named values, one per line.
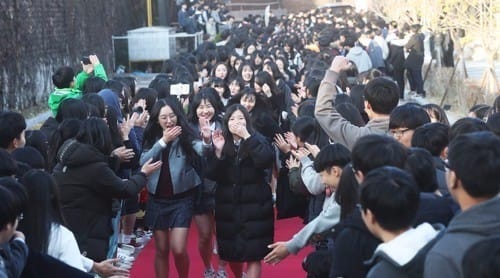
left=438, top=0, right=499, bottom=96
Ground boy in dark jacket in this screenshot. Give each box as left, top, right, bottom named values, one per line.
left=360, top=167, right=443, bottom=278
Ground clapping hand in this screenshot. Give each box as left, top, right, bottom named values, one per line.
left=284, top=132, right=298, bottom=150
left=304, top=143, right=320, bottom=158
left=292, top=147, right=310, bottom=161
left=274, top=133, right=291, bottom=154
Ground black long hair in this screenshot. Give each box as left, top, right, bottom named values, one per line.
left=76, top=117, right=113, bottom=156
left=47, top=119, right=82, bottom=171
left=187, top=88, right=224, bottom=125
left=221, top=104, right=255, bottom=157
left=19, top=169, right=66, bottom=254
left=143, top=96, right=200, bottom=164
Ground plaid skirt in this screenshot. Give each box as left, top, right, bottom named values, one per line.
left=145, top=194, right=194, bottom=230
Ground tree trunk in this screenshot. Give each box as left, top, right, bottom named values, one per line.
left=480, top=48, right=499, bottom=99
left=451, top=30, right=468, bottom=79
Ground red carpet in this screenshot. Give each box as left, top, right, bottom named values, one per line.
left=130, top=216, right=312, bottom=277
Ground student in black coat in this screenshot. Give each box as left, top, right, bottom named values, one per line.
left=405, top=25, right=426, bottom=97
left=387, top=34, right=407, bottom=99
left=206, top=104, right=274, bottom=278
left=52, top=118, right=161, bottom=261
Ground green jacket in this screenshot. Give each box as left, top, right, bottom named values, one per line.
left=48, top=64, right=108, bottom=116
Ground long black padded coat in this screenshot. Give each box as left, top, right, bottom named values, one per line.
left=52, top=139, right=147, bottom=261
left=206, top=133, right=274, bottom=261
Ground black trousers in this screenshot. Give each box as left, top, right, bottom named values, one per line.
left=406, top=67, right=425, bottom=96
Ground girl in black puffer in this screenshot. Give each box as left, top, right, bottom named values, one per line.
left=207, top=104, right=275, bottom=278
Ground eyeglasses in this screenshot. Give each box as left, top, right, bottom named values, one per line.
left=390, top=128, right=411, bottom=138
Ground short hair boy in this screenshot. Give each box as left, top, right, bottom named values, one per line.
left=361, top=166, right=443, bottom=278
left=0, top=112, right=26, bottom=152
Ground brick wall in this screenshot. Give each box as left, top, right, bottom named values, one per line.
left=0, top=0, right=146, bottom=111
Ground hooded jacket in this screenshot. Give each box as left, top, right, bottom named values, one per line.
left=346, top=45, right=372, bottom=73
left=366, top=223, right=445, bottom=278
left=424, top=196, right=500, bottom=278
left=52, top=139, right=147, bottom=261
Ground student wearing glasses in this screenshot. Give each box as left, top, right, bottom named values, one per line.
left=388, top=103, right=430, bottom=148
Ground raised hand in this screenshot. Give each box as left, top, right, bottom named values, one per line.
left=291, top=147, right=310, bottom=161
left=304, top=143, right=320, bottom=158
left=329, top=55, right=352, bottom=73
left=120, top=113, right=138, bottom=140
left=112, top=146, right=135, bottom=162
left=274, top=133, right=291, bottom=154
left=140, top=158, right=162, bottom=176
left=134, top=110, right=149, bottom=128
left=162, top=126, right=182, bottom=144
left=212, top=130, right=225, bottom=158
left=284, top=132, right=298, bottom=150
left=89, top=54, right=101, bottom=66
left=199, top=118, right=212, bottom=143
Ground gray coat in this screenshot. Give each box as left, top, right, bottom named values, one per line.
left=424, top=197, right=500, bottom=278
left=140, top=138, right=211, bottom=195
left=315, top=70, right=389, bottom=150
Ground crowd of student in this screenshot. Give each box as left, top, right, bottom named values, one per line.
left=0, top=1, right=499, bottom=278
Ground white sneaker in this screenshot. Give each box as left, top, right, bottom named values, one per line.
left=216, top=269, right=227, bottom=278
left=117, top=243, right=135, bottom=257
left=117, top=253, right=135, bottom=263
left=203, top=268, right=216, bottom=278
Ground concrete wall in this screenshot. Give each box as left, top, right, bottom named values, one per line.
left=0, top=0, right=146, bottom=111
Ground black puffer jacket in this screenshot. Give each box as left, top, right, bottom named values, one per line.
left=206, top=133, right=274, bottom=261
left=52, top=139, right=147, bottom=261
